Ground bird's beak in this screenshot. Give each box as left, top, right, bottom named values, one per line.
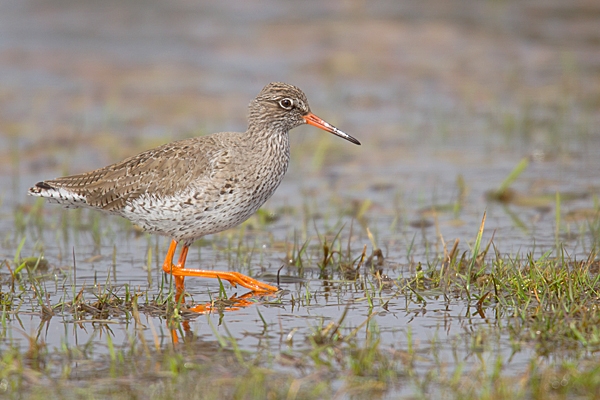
left=303, top=113, right=361, bottom=145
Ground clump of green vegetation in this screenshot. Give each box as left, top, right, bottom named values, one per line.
left=3, top=146, right=600, bottom=400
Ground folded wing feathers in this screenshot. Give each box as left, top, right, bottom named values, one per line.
left=29, top=139, right=214, bottom=212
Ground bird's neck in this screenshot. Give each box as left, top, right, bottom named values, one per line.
left=241, top=123, right=291, bottom=192
left=246, top=124, right=290, bottom=160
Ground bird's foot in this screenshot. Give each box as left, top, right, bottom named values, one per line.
left=170, top=269, right=278, bottom=293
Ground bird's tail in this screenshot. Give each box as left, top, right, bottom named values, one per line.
left=28, top=181, right=88, bottom=207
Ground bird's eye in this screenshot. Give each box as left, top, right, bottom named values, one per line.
left=278, top=98, right=293, bottom=110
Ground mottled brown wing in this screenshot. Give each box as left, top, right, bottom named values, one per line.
left=43, top=137, right=216, bottom=211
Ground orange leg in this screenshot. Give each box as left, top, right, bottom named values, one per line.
left=162, top=240, right=187, bottom=302
left=162, top=239, right=279, bottom=301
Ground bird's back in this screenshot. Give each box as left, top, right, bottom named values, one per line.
left=28, top=135, right=233, bottom=212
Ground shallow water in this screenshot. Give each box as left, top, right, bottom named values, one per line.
left=1, top=0, right=600, bottom=397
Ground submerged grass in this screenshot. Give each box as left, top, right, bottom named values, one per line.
left=3, top=210, right=600, bottom=399
left=3, top=159, right=600, bottom=399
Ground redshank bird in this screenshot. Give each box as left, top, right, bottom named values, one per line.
left=28, top=82, right=360, bottom=300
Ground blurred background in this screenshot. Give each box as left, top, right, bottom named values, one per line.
left=1, top=0, right=600, bottom=256
left=1, top=2, right=600, bottom=395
